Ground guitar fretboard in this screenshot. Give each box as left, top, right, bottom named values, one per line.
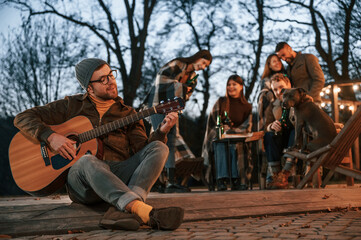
left=78, top=107, right=156, bottom=143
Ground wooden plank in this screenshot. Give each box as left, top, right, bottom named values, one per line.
left=2, top=187, right=361, bottom=237
left=1, top=216, right=102, bottom=237
left=0, top=203, right=106, bottom=222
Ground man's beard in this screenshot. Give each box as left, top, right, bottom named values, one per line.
left=99, top=85, right=118, bottom=100
left=286, top=56, right=294, bottom=64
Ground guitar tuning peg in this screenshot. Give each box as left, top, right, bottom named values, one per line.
left=178, top=110, right=183, bottom=115
left=167, top=98, right=170, bottom=102
left=160, top=100, right=164, bottom=104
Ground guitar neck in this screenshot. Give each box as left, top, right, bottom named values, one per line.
left=78, top=107, right=156, bottom=143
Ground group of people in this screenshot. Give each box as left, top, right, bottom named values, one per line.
left=13, top=41, right=325, bottom=231
left=259, top=42, right=325, bottom=189
left=198, top=42, right=325, bottom=191
left=201, top=42, right=325, bottom=191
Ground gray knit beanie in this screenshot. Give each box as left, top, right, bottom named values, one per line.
left=75, top=58, right=108, bottom=90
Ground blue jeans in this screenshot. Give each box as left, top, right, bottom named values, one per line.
left=150, top=114, right=176, bottom=169
left=66, top=141, right=168, bottom=210
left=213, top=142, right=239, bottom=179
left=264, top=129, right=295, bottom=182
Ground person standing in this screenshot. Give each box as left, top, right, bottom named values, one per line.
left=258, top=54, right=286, bottom=132
left=202, top=75, right=252, bottom=191
left=144, top=50, right=212, bottom=193
left=275, top=42, right=325, bottom=104
left=13, top=58, right=184, bottom=231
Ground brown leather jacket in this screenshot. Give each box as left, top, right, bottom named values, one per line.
left=14, top=93, right=167, bottom=162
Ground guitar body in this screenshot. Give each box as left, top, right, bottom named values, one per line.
left=9, top=116, right=97, bottom=196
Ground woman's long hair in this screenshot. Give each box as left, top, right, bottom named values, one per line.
left=261, top=54, right=285, bottom=80
left=173, top=49, right=212, bottom=64
left=224, top=74, right=250, bottom=113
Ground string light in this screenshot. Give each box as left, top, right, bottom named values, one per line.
left=320, top=83, right=361, bottom=114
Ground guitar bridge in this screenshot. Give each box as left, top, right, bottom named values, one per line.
left=40, top=142, right=51, bottom=166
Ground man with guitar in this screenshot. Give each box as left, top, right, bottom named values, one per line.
left=12, top=58, right=184, bottom=231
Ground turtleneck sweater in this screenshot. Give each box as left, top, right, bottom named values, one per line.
left=228, top=97, right=252, bottom=127
left=88, top=94, right=115, bottom=119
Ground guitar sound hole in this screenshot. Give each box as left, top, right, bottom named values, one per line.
left=67, top=134, right=81, bottom=155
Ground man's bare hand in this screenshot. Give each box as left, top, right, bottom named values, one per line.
left=47, top=133, right=76, bottom=160
left=159, top=112, right=179, bottom=134
left=271, top=120, right=282, bottom=133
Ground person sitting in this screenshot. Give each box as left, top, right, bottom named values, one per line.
left=263, top=73, right=296, bottom=189
left=13, top=58, right=184, bottom=231
left=202, top=75, right=252, bottom=191
left=257, top=54, right=286, bottom=188
left=143, top=50, right=212, bottom=193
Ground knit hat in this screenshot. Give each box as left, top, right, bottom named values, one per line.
left=75, top=58, right=108, bottom=90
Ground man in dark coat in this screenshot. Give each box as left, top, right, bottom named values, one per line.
left=275, top=42, right=325, bottom=104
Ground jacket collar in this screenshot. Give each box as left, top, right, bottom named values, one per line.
left=290, top=51, right=302, bottom=66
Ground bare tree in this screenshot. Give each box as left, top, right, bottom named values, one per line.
left=157, top=0, right=229, bottom=138
left=0, top=16, right=89, bottom=117
left=166, top=0, right=224, bottom=126
left=275, top=0, right=359, bottom=100
left=345, top=0, right=361, bottom=80
left=4, top=0, right=158, bottom=106
left=238, top=0, right=265, bottom=100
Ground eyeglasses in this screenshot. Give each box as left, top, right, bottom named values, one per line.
left=89, top=70, right=117, bottom=85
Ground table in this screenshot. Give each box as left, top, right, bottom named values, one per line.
left=212, top=131, right=264, bottom=190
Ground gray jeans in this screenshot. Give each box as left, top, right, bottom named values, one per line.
left=66, top=141, right=168, bottom=210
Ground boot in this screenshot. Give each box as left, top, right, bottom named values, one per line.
left=164, top=168, right=191, bottom=193
left=231, top=178, right=247, bottom=191
left=148, top=207, right=184, bottom=230
left=99, top=206, right=141, bottom=231
left=266, top=164, right=281, bottom=187
left=269, top=170, right=290, bottom=189
left=216, top=178, right=227, bottom=191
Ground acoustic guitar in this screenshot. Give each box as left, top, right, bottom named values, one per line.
left=8, top=97, right=185, bottom=196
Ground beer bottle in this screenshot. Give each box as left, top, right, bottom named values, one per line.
left=276, top=107, right=289, bottom=135
left=224, top=111, right=233, bottom=128
left=186, top=74, right=199, bottom=85
left=215, top=114, right=223, bottom=139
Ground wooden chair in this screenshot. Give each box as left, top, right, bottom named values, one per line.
left=285, top=106, right=361, bottom=189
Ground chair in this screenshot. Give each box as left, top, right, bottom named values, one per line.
left=285, top=106, right=361, bottom=189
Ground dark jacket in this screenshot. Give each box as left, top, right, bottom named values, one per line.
left=14, top=93, right=167, bottom=162
left=287, top=52, right=325, bottom=103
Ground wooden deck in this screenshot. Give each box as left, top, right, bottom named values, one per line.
left=1, top=186, right=361, bottom=237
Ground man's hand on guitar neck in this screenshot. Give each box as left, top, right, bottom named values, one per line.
left=159, top=112, right=178, bottom=134
left=47, top=133, right=77, bottom=160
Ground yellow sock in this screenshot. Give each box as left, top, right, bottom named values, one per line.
left=130, top=200, right=153, bottom=224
